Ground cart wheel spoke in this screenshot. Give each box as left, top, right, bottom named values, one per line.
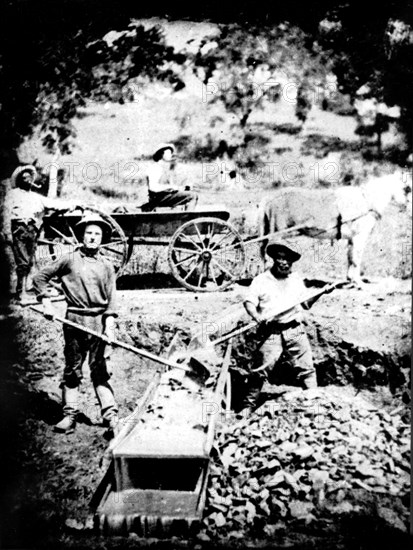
left=174, top=253, right=198, bottom=267
left=37, top=238, right=62, bottom=246
left=211, top=258, right=237, bottom=279
left=173, top=247, right=199, bottom=255
left=206, top=222, right=216, bottom=244
left=209, top=229, right=234, bottom=252
left=49, top=224, right=75, bottom=245
left=209, top=263, right=218, bottom=286
left=67, top=222, right=80, bottom=245
left=183, top=262, right=200, bottom=282
left=99, top=245, right=124, bottom=256
left=193, top=222, right=205, bottom=248
left=197, top=263, right=206, bottom=288
left=168, top=217, right=245, bottom=292
left=177, top=232, right=203, bottom=252
left=216, top=239, right=243, bottom=253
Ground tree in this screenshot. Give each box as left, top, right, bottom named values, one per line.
left=190, top=23, right=330, bottom=145
left=316, top=2, right=413, bottom=158
left=0, top=1, right=185, bottom=175
left=0, top=0, right=185, bottom=304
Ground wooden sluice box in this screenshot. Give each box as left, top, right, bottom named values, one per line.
left=92, top=344, right=232, bottom=537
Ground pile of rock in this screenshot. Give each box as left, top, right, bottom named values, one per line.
left=200, top=388, right=410, bottom=540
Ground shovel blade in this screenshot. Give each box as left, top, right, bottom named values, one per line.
left=187, top=356, right=211, bottom=384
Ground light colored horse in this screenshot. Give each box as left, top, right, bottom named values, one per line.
left=259, top=170, right=411, bottom=286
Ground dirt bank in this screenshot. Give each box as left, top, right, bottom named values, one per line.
left=0, top=279, right=410, bottom=549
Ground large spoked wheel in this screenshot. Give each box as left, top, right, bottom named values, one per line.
left=167, top=217, right=246, bottom=292
left=35, top=206, right=129, bottom=292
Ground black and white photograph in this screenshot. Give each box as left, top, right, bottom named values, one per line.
left=0, top=1, right=411, bottom=548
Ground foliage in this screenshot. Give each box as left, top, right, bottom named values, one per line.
left=316, top=3, right=413, bottom=154
left=189, top=23, right=330, bottom=132
left=0, top=1, right=185, bottom=174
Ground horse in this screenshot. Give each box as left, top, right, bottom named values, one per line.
left=258, top=170, right=411, bottom=286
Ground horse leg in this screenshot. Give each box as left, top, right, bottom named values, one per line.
left=347, top=235, right=367, bottom=288
left=259, top=208, right=270, bottom=263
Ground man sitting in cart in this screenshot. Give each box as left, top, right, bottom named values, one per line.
left=241, top=239, right=327, bottom=416
left=141, top=143, right=198, bottom=211
left=5, top=164, right=73, bottom=304
left=33, top=213, right=119, bottom=436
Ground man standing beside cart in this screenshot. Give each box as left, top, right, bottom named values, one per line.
left=33, top=213, right=119, bottom=436
left=4, top=164, right=72, bottom=304
left=241, top=239, right=327, bottom=415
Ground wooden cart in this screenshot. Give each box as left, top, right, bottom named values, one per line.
left=36, top=206, right=246, bottom=292
left=91, top=342, right=232, bottom=537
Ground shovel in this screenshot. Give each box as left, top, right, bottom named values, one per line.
left=28, top=306, right=210, bottom=384
left=188, top=280, right=350, bottom=355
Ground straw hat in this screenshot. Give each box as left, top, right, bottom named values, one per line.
left=153, top=143, right=175, bottom=161
left=74, top=213, right=112, bottom=244
left=265, top=238, right=301, bottom=262
left=11, top=165, right=40, bottom=189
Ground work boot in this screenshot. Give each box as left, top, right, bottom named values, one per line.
left=54, top=414, right=76, bottom=433
left=107, top=413, right=120, bottom=436
left=301, top=372, right=318, bottom=390
left=95, top=383, right=118, bottom=426
left=54, top=385, right=79, bottom=434
left=102, top=412, right=119, bottom=440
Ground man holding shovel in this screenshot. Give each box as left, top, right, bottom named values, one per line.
left=241, top=239, right=329, bottom=415
left=33, top=214, right=118, bottom=435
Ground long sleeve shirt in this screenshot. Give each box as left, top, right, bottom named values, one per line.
left=33, top=248, right=117, bottom=331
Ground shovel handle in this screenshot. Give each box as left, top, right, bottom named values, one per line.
left=212, top=281, right=346, bottom=345
left=29, top=306, right=194, bottom=374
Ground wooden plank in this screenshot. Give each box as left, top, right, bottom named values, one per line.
left=204, top=342, right=233, bottom=455
left=42, top=210, right=231, bottom=240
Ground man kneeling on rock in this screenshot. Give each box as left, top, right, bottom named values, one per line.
left=33, top=214, right=118, bottom=435
left=242, top=239, right=322, bottom=415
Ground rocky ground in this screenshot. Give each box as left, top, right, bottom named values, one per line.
left=0, top=275, right=410, bottom=549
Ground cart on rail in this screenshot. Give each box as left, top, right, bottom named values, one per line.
left=36, top=205, right=247, bottom=292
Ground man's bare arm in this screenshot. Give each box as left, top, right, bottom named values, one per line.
left=244, top=300, right=264, bottom=323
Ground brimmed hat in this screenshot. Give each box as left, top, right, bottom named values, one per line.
left=153, top=142, right=175, bottom=161
left=11, top=165, right=41, bottom=189
left=265, top=239, right=301, bottom=262
left=75, top=214, right=112, bottom=244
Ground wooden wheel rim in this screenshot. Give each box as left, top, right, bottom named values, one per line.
left=167, top=217, right=245, bottom=292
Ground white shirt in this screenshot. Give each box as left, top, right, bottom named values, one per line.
left=5, top=188, right=66, bottom=228
left=245, top=270, right=307, bottom=324
left=146, top=161, right=177, bottom=193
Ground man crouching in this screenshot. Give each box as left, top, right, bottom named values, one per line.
left=242, top=239, right=319, bottom=415
left=33, top=214, right=118, bottom=435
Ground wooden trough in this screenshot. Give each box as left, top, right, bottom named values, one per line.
left=92, top=343, right=232, bottom=537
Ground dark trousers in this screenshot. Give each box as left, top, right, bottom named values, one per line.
left=141, top=189, right=198, bottom=211
left=63, top=325, right=117, bottom=420
left=244, top=321, right=316, bottom=408
left=11, top=221, right=38, bottom=278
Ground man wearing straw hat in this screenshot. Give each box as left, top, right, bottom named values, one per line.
left=5, top=165, right=71, bottom=303
left=141, top=143, right=198, bottom=211
left=241, top=238, right=321, bottom=415
left=33, top=213, right=119, bottom=435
